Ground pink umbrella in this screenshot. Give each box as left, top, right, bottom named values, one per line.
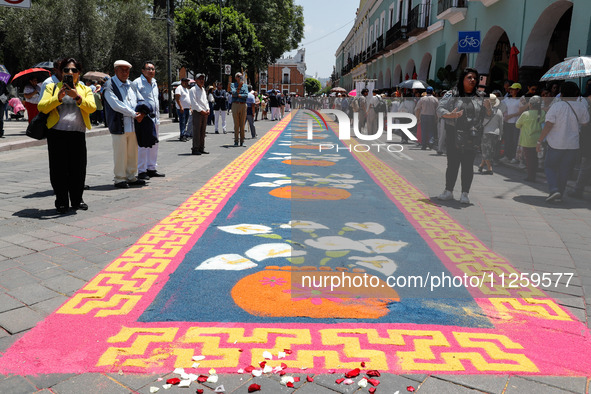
left=348, top=89, right=357, bottom=97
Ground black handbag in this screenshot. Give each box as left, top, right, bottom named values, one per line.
left=25, top=84, right=57, bottom=140
left=26, top=112, right=50, bottom=140
left=455, top=97, right=485, bottom=150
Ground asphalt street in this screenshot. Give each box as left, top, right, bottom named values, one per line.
left=0, top=113, right=590, bottom=393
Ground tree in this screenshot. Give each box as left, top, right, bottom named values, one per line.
left=305, top=78, right=321, bottom=96
left=0, top=0, right=172, bottom=82
left=175, top=4, right=262, bottom=85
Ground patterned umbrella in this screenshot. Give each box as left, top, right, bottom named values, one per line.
left=540, top=56, right=591, bottom=81
left=0, top=65, right=10, bottom=85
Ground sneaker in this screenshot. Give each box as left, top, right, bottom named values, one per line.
left=545, top=191, right=561, bottom=202
left=499, top=157, right=510, bottom=163
left=510, top=158, right=518, bottom=164
left=437, top=190, right=454, bottom=201
left=460, top=192, right=470, bottom=204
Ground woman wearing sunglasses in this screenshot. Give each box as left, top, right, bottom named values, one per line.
left=38, top=58, right=96, bottom=214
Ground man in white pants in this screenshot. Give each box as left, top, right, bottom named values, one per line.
left=213, top=82, right=227, bottom=133
left=134, top=61, right=165, bottom=179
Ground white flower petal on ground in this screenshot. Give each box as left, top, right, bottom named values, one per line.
left=346, top=222, right=386, bottom=235
left=279, top=220, right=328, bottom=230
left=349, top=256, right=398, bottom=276
left=268, top=156, right=292, bottom=160
left=305, top=236, right=372, bottom=253
left=309, top=178, right=335, bottom=183
left=255, top=173, right=287, bottom=178
left=245, top=243, right=294, bottom=261
left=218, top=224, right=272, bottom=235
left=360, top=239, right=408, bottom=254
left=338, top=179, right=363, bottom=184
left=271, top=152, right=292, bottom=156
left=273, top=180, right=292, bottom=185
left=195, top=254, right=257, bottom=271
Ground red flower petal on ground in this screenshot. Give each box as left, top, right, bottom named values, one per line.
left=367, top=378, right=380, bottom=386
left=335, top=378, right=345, bottom=384
left=197, top=390, right=204, bottom=394
left=361, top=361, right=366, bottom=367
left=248, top=383, right=261, bottom=392
left=166, top=378, right=181, bottom=385
left=279, top=370, right=286, bottom=376
left=367, top=370, right=381, bottom=377
left=238, top=348, right=244, bottom=352
left=344, top=368, right=360, bottom=378
left=259, top=361, right=266, bottom=368
left=293, top=377, right=300, bottom=382
left=197, top=375, right=208, bottom=383
left=307, top=375, right=314, bottom=382
left=284, top=349, right=293, bottom=354
left=286, top=382, right=294, bottom=388
left=328, top=369, right=336, bottom=374
left=281, top=362, right=288, bottom=370
left=244, top=366, right=255, bottom=373
left=369, top=388, right=376, bottom=394
left=407, top=386, right=416, bottom=392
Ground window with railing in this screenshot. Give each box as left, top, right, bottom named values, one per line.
left=407, top=3, right=430, bottom=33
left=437, top=0, right=466, bottom=15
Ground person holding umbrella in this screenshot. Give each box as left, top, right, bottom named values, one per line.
left=37, top=57, right=96, bottom=214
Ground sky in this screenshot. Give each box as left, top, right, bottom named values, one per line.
left=283, top=0, right=360, bottom=80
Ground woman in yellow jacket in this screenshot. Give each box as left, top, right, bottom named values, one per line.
left=38, top=58, right=96, bottom=214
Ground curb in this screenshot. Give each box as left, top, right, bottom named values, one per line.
left=0, top=118, right=174, bottom=153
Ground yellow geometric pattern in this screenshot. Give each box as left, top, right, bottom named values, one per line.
left=58, top=115, right=292, bottom=317
left=98, top=326, right=538, bottom=372
left=488, top=298, right=572, bottom=321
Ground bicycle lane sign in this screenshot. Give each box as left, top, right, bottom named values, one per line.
left=458, top=31, right=480, bottom=53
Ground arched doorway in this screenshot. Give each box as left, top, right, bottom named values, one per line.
left=474, top=26, right=510, bottom=91
left=418, top=53, right=432, bottom=81
left=385, top=67, right=392, bottom=89
left=378, top=71, right=384, bottom=89
left=394, top=65, right=403, bottom=86
left=404, top=59, right=416, bottom=80
left=521, top=0, right=573, bottom=82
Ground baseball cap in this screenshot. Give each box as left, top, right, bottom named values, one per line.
left=114, top=60, right=132, bottom=68
left=509, top=83, right=522, bottom=90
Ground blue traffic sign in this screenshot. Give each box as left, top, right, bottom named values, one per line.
left=458, top=31, right=481, bottom=53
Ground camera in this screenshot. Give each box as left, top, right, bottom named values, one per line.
left=63, top=75, right=74, bottom=89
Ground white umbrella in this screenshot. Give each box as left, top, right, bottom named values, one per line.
left=540, top=56, right=591, bottom=81
left=398, top=79, right=429, bottom=90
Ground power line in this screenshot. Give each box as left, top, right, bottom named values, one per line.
left=299, top=18, right=355, bottom=46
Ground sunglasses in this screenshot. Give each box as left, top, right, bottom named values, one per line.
left=62, top=68, right=79, bottom=73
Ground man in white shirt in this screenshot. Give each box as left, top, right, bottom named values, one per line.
left=103, top=60, right=146, bottom=188
left=189, top=73, right=210, bottom=155
left=134, top=61, right=165, bottom=180
left=175, top=78, right=192, bottom=141
left=415, top=87, right=439, bottom=150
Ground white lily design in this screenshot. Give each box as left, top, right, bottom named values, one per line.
left=305, top=236, right=372, bottom=253
left=195, top=254, right=257, bottom=271
left=245, top=243, right=306, bottom=262
left=255, top=173, right=288, bottom=178
left=348, top=256, right=398, bottom=276
left=345, top=222, right=386, bottom=235
left=279, top=220, right=329, bottom=230
left=360, top=239, right=408, bottom=253
left=217, top=224, right=272, bottom=235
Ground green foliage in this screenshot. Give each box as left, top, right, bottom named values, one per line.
left=175, top=4, right=262, bottom=84
left=304, top=77, right=321, bottom=96
left=0, top=0, right=173, bottom=83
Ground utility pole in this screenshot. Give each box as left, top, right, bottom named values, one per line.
left=219, top=0, right=223, bottom=85
left=166, top=0, right=173, bottom=118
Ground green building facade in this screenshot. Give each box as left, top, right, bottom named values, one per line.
left=334, top=0, right=590, bottom=92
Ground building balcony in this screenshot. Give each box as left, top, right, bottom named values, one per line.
left=385, top=20, right=407, bottom=50
left=407, top=3, right=430, bottom=36
left=376, top=34, right=385, bottom=53
left=437, top=0, right=467, bottom=25
left=468, top=0, right=500, bottom=6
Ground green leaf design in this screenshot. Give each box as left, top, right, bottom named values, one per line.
left=287, top=257, right=305, bottom=265
left=326, top=250, right=350, bottom=258
left=255, top=233, right=283, bottom=240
